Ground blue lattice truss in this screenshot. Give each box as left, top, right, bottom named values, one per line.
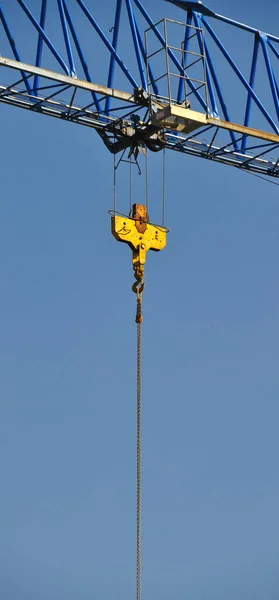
left=1, top=0, right=279, bottom=177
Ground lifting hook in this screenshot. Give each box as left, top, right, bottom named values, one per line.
left=111, top=203, right=167, bottom=301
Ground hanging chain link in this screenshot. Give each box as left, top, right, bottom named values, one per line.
left=135, top=287, right=143, bottom=600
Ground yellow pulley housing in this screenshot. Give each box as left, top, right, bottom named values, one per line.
left=111, top=204, right=167, bottom=288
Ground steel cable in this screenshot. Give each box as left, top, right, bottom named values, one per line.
left=136, top=292, right=143, bottom=600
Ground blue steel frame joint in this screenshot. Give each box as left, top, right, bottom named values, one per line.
left=165, top=0, right=216, bottom=18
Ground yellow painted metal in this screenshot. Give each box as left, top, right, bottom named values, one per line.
left=111, top=209, right=167, bottom=282
left=152, top=105, right=206, bottom=134
left=0, top=56, right=137, bottom=105
left=152, top=104, right=279, bottom=144
left=2, top=56, right=279, bottom=145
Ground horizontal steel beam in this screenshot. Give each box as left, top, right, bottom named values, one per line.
left=0, top=92, right=105, bottom=129
left=0, top=56, right=137, bottom=104
left=3, top=55, right=278, bottom=145
left=152, top=104, right=279, bottom=144
left=1, top=56, right=278, bottom=176
left=163, top=143, right=278, bottom=177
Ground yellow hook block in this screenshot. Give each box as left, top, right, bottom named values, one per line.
left=111, top=204, right=167, bottom=279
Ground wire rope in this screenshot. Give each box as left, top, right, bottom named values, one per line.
left=113, top=152, right=117, bottom=213
left=135, top=291, right=143, bottom=600
left=162, top=148, right=166, bottom=227
left=241, top=168, right=279, bottom=187
left=145, top=152, right=149, bottom=213
left=130, top=155, right=133, bottom=211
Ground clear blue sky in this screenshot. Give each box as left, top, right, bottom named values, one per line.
left=0, top=1, right=279, bottom=599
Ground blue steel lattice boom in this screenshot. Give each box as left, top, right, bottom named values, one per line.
left=1, top=0, right=279, bottom=176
